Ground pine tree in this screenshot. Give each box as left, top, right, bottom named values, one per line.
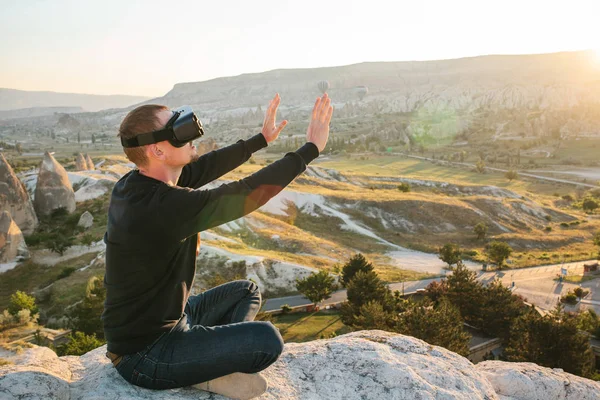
left=341, top=253, right=375, bottom=287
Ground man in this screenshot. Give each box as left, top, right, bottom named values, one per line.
left=102, top=93, right=332, bottom=399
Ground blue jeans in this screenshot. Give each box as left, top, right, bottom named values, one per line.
left=114, top=280, right=284, bottom=390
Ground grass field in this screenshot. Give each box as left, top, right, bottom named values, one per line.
left=271, top=310, right=351, bottom=343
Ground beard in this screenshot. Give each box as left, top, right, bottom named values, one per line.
left=190, top=152, right=200, bottom=163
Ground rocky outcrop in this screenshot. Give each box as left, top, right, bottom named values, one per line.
left=75, top=153, right=88, bottom=171
left=85, top=154, right=94, bottom=170
left=1, top=331, right=598, bottom=399
left=0, top=153, right=38, bottom=235
left=196, top=138, right=219, bottom=156
left=33, top=152, right=76, bottom=216
left=0, top=211, right=29, bottom=263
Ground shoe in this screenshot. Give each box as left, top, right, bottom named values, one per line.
left=193, top=372, right=268, bottom=400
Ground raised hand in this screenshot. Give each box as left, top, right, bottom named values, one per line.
left=261, top=93, right=288, bottom=144
left=306, top=93, right=333, bottom=153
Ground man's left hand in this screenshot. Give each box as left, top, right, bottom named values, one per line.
left=261, top=93, right=288, bottom=144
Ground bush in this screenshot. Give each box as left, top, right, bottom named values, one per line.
left=561, top=292, right=578, bottom=305
left=8, top=291, right=38, bottom=316
left=544, top=226, right=552, bottom=232
left=562, top=194, right=575, bottom=202
left=397, top=183, right=411, bottom=192
left=56, top=332, right=104, bottom=356
left=280, top=304, right=292, bottom=314
left=560, top=222, right=569, bottom=228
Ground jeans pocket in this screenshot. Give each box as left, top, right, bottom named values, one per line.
left=132, top=369, right=177, bottom=390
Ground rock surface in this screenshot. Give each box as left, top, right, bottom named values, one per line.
left=33, top=152, right=76, bottom=216
left=77, top=211, right=94, bottom=229
left=0, top=210, right=29, bottom=263
left=1, top=330, right=599, bottom=400
left=0, top=153, right=38, bottom=235
left=75, top=153, right=88, bottom=171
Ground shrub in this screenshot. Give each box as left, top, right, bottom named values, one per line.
left=560, top=292, right=578, bottom=305
left=545, top=226, right=552, bottom=232
left=280, top=304, right=292, bottom=314
left=560, top=222, right=569, bottom=228
left=397, top=183, right=411, bottom=192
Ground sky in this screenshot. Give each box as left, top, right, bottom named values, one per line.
left=1, top=0, right=599, bottom=97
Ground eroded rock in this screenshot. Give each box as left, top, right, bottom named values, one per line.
left=33, top=152, right=76, bottom=216
left=0, top=153, right=38, bottom=235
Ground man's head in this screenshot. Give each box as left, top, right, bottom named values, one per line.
left=118, top=104, right=200, bottom=169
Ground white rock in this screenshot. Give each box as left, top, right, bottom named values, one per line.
left=77, top=211, right=94, bottom=229
left=476, top=361, right=600, bottom=400
left=1, top=331, right=599, bottom=399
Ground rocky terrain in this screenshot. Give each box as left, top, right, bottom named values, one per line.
left=0, top=330, right=598, bottom=399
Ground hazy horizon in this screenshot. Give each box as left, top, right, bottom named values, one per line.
left=2, top=0, right=599, bottom=97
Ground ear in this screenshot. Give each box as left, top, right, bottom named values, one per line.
left=147, top=144, right=166, bottom=161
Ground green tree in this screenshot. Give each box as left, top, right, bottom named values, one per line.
left=91, top=133, right=96, bottom=144
left=396, top=298, right=471, bottom=356
left=295, top=270, right=337, bottom=307
left=68, top=276, right=106, bottom=338
left=487, top=241, right=513, bottom=268
left=505, top=169, right=519, bottom=181
left=582, top=198, right=599, bottom=213
left=8, top=291, right=38, bottom=317
left=56, top=332, right=104, bottom=356
left=479, top=279, right=526, bottom=340
left=341, top=270, right=392, bottom=326
left=438, top=243, right=462, bottom=268
left=442, top=262, right=484, bottom=325
left=341, top=253, right=374, bottom=287
left=505, top=305, right=595, bottom=378
left=474, top=222, right=488, bottom=241
left=351, top=300, right=395, bottom=331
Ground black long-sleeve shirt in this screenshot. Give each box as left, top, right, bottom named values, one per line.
left=102, top=133, right=319, bottom=355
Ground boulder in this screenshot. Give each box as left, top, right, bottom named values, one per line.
left=85, top=154, right=95, bottom=170
left=75, top=153, right=88, bottom=171
left=33, top=152, right=76, bottom=216
left=0, top=153, right=38, bottom=235
left=1, top=330, right=599, bottom=399
left=77, top=211, right=94, bottom=229
left=0, top=211, right=29, bottom=263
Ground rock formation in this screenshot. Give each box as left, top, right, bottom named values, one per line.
left=33, top=152, right=76, bottom=216
left=75, top=153, right=88, bottom=171
left=85, top=154, right=95, bottom=170
left=0, top=211, right=29, bottom=263
left=196, top=138, right=219, bottom=156
left=1, top=331, right=598, bottom=399
left=77, top=211, right=93, bottom=229
left=0, top=153, right=38, bottom=235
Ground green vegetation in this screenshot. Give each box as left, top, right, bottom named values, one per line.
left=271, top=310, right=351, bottom=343
left=340, top=253, right=374, bottom=287
left=56, top=332, right=104, bottom=356
left=438, top=243, right=462, bottom=268
left=295, top=270, right=337, bottom=306
left=486, top=241, right=513, bottom=269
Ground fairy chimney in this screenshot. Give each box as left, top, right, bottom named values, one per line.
left=0, top=153, right=38, bottom=235
left=75, top=153, right=88, bottom=171
left=0, top=211, right=29, bottom=263
left=34, top=152, right=76, bottom=216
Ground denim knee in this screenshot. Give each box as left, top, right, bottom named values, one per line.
left=252, top=321, right=284, bottom=357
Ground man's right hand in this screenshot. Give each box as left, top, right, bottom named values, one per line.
left=306, top=93, right=333, bottom=153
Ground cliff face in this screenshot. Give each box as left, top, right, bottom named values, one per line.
left=0, top=330, right=598, bottom=399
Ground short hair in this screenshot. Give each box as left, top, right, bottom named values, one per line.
left=118, top=104, right=169, bottom=167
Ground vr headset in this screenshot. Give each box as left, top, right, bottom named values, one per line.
left=121, top=106, right=204, bottom=148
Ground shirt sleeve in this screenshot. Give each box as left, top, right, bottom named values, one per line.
left=177, top=133, right=268, bottom=189
left=160, top=143, right=319, bottom=240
